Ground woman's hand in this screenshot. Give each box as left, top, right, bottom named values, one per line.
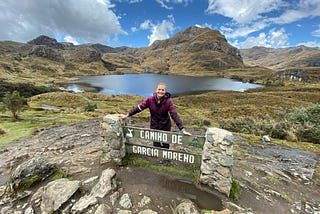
left=118, top=114, right=128, bottom=119
left=182, top=130, right=192, bottom=136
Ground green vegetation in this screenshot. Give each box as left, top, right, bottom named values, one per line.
left=122, top=154, right=199, bottom=180
left=49, top=169, right=67, bottom=180
left=218, top=104, right=320, bottom=144
left=17, top=173, right=43, bottom=190
left=84, top=101, right=97, bottom=112
left=229, top=180, right=240, bottom=201
left=0, top=108, right=90, bottom=146
left=0, top=91, right=28, bottom=119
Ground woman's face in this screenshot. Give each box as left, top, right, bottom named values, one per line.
left=156, top=84, right=166, bottom=99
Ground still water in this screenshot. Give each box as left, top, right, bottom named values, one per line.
left=67, top=73, right=262, bottom=97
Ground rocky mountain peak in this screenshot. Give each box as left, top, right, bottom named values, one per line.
left=140, top=26, right=243, bottom=72
left=150, top=26, right=227, bottom=49
left=27, top=35, right=65, bottom=49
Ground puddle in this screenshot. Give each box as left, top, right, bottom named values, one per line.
left=117, top=166, right=224, bottom=211
left=40, top=104, right=68, bottom=110
left=161, top=177, right=224, bottom=210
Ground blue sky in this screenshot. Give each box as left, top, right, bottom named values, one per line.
left=1, top=0, right=319, bottom=49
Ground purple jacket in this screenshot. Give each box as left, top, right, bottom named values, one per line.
left=128, top=92, right=184, bottom=132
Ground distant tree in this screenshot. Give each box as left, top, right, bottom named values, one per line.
left=0, top=91, right=28, bottom=120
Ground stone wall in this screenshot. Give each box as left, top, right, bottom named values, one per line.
left=102, top=114, right=233, bottom=196
left=101, top=114, right=126, bottom=165
left=200, top=127, right=233, bottom=196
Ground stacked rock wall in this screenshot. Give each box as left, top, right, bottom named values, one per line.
left=102, top=115, right=233, bottom=196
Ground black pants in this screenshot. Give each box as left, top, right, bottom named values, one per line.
left=153, top=141, right=169, bottom=149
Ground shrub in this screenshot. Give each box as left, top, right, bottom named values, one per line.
left=294, top=122, right=320, bottom=144
left=0, top=90, right=28, bottom=119
left=230, top=180, right=240, bottom=201
left=270, top=121, right=291, bottom=139
left=0, top=128, right=5, bottom=135
left=84, top=102, right=97, bottom=112
left=218, top=116, right=274, bottom=136
left=218, top=104, right=320, bottom=144
left=289, top=105, right=320, bottom=144
left=290, top=105, right=320, bottom=126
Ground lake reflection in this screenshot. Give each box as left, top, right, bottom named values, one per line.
left=67, top=74, right=262, bottom=97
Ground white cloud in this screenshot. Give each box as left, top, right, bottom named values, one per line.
left=64, top=35, right=79, bottom=45
left=148, top=16, right=175, bottom=46
left=312, top=25, right=320, bottom=37
left=221, top=21, right=269, bottom=39
left=207, top=0, right=320, bottom=48
left=236, top=28, right=289, bottom=48
left=140, top=20, right=153, bottom=30
left=114, top=0, right=143, bottom=3
left=271, top=0, right=320, bottom=24
left=206, top=0, right=285, bottom=24
left=0, top=0, right=126, bottom=45
left=131, top=27, right=138, bottom=32
left=195, top=23, right=213, bottom=29
left=139, top=16, right=175, bottom=46
left=156, top=0, right=192, bottom=9
left=297, top=41, right=320, bottom=48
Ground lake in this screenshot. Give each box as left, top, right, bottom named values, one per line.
left=66, top=73, right=263, bottom=97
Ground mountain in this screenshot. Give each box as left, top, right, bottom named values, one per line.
left=1, top=26, right=319, bottom=84
left=101, top=26, right=244, bottom=74
left=0, top=26, right=244, bottom=81
left=240, top=46, right=320, bottom=81
left=240, top=46, right=320, bottom=70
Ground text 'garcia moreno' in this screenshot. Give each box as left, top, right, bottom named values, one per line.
left=131, top=145, right=194, bottom=164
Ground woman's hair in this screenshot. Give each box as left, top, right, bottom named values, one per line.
left=157, top=82, right=166, bottom=89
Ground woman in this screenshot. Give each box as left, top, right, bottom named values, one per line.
left=119, top=82, right=191, bottom=148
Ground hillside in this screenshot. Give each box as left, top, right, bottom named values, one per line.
left=241, top=46, right=320, bottom=69
left=101, top=26, right=243, bottom=74
left=0, top=27, right=245, bottom=84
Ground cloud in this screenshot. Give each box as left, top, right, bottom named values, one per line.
left=206, top=0, right=285, bottom=24
left=139, top=15, right=175, bottom=46
left=140, top=20, right=153, bottom=30
left=271, top=0, right=320, bottom=24
left=116, top=0, right=143, bottom=3
left=297, top=41, right=320, bottom=48
left=0, top=0, right=126, bottom=45
left=207, top=0, right=320, bottom=48
left=195, top=23, right=213, bottom=29
left=235, top=28, right=289, bottom=48
left=156, top=0, right=192, bottom=9
left=64, top=35, right=79, bottom=45
left=312, top=25, right=320, bottom=37
left=221, top=21, right=269, bottom=38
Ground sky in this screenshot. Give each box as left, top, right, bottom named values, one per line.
left=0, top=0, right=320, bottom=49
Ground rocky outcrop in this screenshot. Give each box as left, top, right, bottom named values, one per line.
left=0, top=159, right=212, bottom=214
left=0, top=117, right=319, bottom=214
left=41, top=178, right=81, bottom=213
left=28, top=45, right=64, bottom=62
left=28, top=35, right=65, bottom=49
left=10, top=157, right=56, bottom=191
left=276, top=69, right=307, bottom=81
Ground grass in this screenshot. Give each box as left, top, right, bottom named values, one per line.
left=229, top=180, right=240, bottom=201
left=122, top=154, right=200, bottom=180
left=0, top=108, right=90, bottom=146
left=1, top=80, right=320, bottom=151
